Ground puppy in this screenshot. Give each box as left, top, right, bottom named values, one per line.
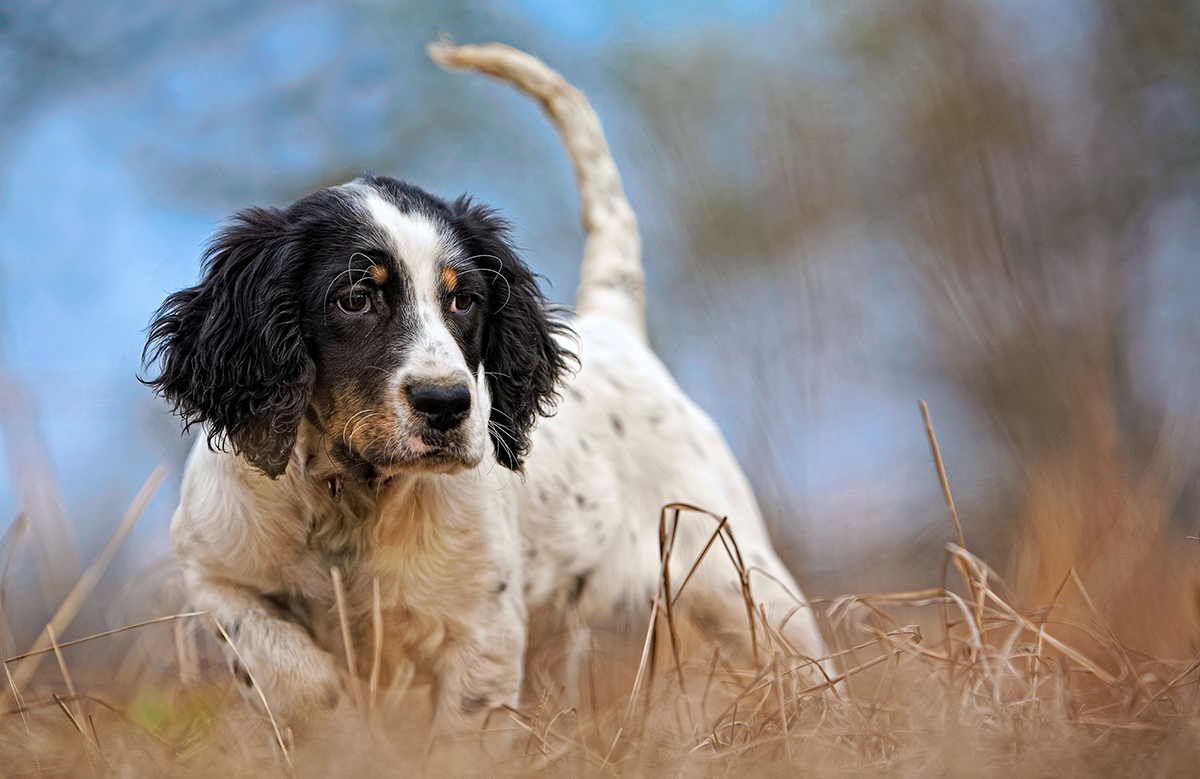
left=145, top=42, right=830, bottom=745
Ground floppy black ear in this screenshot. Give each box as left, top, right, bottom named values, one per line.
left=143, top=208, right=314, bottom=478
left=451, top=198, right=574, bottom=471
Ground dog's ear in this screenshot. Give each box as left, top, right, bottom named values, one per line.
left=452, top=198, right=574, bottom=471
left=143, top=208, right=314, bottom=478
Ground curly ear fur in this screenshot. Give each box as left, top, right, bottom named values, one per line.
left=143, top=208, right=314, bottom=479
left=451, top=198, right=575, bottom=471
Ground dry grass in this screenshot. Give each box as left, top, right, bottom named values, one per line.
left=4, top=545, right=1198, bottom=778
left=2, top=420, right=1199, bottom=778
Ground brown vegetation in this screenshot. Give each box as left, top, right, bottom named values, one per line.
left=2, top=442, right=1198, bottom=778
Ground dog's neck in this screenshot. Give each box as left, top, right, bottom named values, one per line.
left=292, top=417, right=389, bottom=493
left=286, top=419, right=431, bottom=580
left=288, top=417, right=468, bottom=519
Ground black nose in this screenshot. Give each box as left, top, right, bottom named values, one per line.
left=406, top=382, right=471, bottom=431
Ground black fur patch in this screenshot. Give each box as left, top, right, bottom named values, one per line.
left=143, top=206, right=315, bottom=478
left=569, top=572, right=589, bottom=603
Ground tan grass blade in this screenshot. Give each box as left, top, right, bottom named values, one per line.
left=920, top=399, right=965, bottom=550
left=369, top=575, right=383, bottom=715
left=46, top=622, right=90, bottom=746
left=330, top=566, right=363, bottom=715
left=0, top=373, right=84, bottom=606
left=3, top=466, right=164, bottom=700
left=5, top=612, right=206, bottom=662
left=670, top=515, right=729, bottom=608
left=87, top=712, right=102, bottom=756
left=622, top=502, right=728, bottom=728
left=0, top=511, right=30, bottom=660
left=621, top=564, right=663, bottom=727
left=526, top=683, right=554, bottom=757
left=4, top=656, right=40, bottom=770
left=51, top=691, right=85, bottom=737
left=209, top=615, right=292, bottom=767
left=658, top=506, right=686, bottom=694
left=920, top=400, right=986, bottom=645
left=758, top=604, right=792, bottom=757
left=945, top=545, right=1118, bottom=684
left=1134, top=649, right=1200, bottom=718
left=4, top=609, right=292, bottom=764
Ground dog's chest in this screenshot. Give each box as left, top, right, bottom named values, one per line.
left=297, top=475, right=518, bottom=677
left=303, top=489, right=376, bottom=576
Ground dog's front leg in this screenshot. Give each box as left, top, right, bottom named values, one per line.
left=184, top=566, right=345, bottom=725
left=424, top=615, right=526, bottom=773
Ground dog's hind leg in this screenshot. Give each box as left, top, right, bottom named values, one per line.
left=678, top=555, right=836, bottom=695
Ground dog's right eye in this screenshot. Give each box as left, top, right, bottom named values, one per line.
left=337, top=291, right=372, bottom=315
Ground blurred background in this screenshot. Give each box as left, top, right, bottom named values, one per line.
left=1, top=0, right=1198, bottom=661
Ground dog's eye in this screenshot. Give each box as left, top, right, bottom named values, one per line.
left=449, top=293, right=473, bottom=314
left=337, top=291, right=372, bottom=315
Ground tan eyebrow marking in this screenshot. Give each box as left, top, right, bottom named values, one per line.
left=442, top=266, right=457, bottom=291
left=369, top=264, right=389, bottom=285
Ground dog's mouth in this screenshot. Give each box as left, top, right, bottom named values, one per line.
left=329, top=431, right=477, bottom=481
left=388, top=437, right=469, bottom=471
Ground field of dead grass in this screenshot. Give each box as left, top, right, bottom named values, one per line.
left=2, top=413, right=1198, bottom=778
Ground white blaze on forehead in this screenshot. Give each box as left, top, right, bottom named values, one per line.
left=356, top=189, right=452, bottom=301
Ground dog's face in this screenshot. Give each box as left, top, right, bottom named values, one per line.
left=145, top=175, right=571, bottom=480
left=298, top=181, right=496, bottom=480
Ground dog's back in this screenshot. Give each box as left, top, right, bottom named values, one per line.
left=431, top=43, right=830, bottom=677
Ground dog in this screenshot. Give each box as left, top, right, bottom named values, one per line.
left=144, top=42, right=830, bottom=747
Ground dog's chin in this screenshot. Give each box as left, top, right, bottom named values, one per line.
left=374, top=449, right=479, bottom=478
left=334, top=436, right=483, bottom=482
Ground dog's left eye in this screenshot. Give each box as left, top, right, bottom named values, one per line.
left=337, top=291, right=372, bottom=315
left=449, top=293, right=474, bottom=314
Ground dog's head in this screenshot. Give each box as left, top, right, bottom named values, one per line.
left=144, top=175, right=572, bottom=480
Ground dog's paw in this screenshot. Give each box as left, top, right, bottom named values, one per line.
left=227, top=622, right=344, bottom=725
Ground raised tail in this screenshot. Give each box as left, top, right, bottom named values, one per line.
left=428, top=41, right=646, bottom=342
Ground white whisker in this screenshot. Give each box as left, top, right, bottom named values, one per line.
left=487, top=419, right=519, bottom=467
left=342, top=409, right=376, bottom=446
left=322, top=252, right=379, bottom=316
left=445, top=257, right=513, bottom=312
left=487, top=406, right=518, bottom=425
left=349, top=414, right=379, bottom=447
